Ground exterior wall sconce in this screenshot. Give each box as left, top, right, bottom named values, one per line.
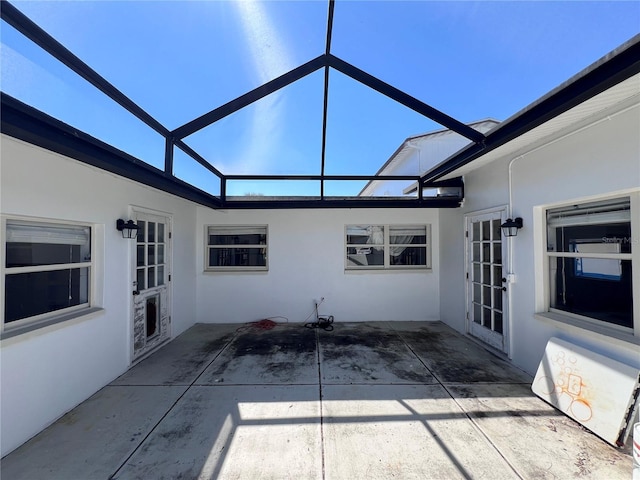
left=116, top=219, right=139, bottom=239
left=501, top=217, right=523, bottom=237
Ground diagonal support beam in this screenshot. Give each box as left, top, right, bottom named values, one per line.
left=327, top=54, right=485, bottom=143
left=1, top=0, right=170, bottom=138
left=172, top=55, right=326, bottom=140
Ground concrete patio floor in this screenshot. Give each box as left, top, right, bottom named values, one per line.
left=1, top=321, right=632, bottom=479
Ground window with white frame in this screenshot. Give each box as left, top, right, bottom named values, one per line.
left=346, top=224, right=430, bottom=269
left=206, top=225, right=268, bottom=271
left=545, top=197, right=634, bottom=332
left=3, top=219, right=93, bottom=330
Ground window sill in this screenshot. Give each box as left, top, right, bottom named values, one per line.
left=535, top=311, right=639, bottom=348
left=1, top=307, right=104, bottom=342
left=345, top=268, right=432, bottom=274
left=203, top=268, right=268, bottom=274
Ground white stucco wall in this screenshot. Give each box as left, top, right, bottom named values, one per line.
left=196, top=208, right=441, bottom=325
left=0, top=135, right=198, bottom=456
left=440, top=103, right=640, bottom=376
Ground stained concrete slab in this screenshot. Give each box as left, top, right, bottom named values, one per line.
left=392, top=321, right=533, bottom=384
left=319, top=322, right=437, bottom=384
left=3, top=321, right=631, bottom=480
left=112, top=323, right=239, bottom=386
left=196, top=324, right=319, bottom=385
left=112, top=385, right=322, bottom=480
left=0, top=385, right=187, bottom=480
left=322, top=384, right=519, bottom=479
left=448, top=383, right=632, bottom=479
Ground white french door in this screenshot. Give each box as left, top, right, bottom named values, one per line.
left=466, top=209, right=509, bottom=353
left=131, top=210, right=171, bottom=362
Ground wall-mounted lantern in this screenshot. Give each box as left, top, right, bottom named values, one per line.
left=500, top=217, right=523, bottom=237
left=116, top=219, right=139, bottom=239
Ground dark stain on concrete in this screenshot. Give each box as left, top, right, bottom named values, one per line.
left=320, top=326, right=433, bottom=383
left=230, top=328, right=316, bottom=357
left=398, top=329, right=525, bottom=383
left=198, top=333, right=236, bottom=355
left=202, top=326, right=318, bottom=382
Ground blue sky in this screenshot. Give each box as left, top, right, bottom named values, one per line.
left=2, top=1, right=639, bottom=196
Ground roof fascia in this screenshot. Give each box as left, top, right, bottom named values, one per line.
left=1, top=93, right=222, bottom=209
left=421, top=35, right=640, bottom=183
left=2, top=94, right=461, bottom=210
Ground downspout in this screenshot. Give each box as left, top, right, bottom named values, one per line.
left=504, top=104, right=630, bottom=358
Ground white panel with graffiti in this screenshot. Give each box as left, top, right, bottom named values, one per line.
left=532, top=337, right=639, bottom=446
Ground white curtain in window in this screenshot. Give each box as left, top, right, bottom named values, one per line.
left=390, top=235, right=414, bottom=257
left=389, top=226, right=424, bottom=257
left=370, top=225, right=384, bottom=245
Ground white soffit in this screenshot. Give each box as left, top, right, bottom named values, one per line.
left=532, top=337, right=640, bottom=446
left=438, top=73, right=640, bottom=180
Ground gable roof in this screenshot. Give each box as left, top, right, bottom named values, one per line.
left=359, top=119, right=500, bottom=196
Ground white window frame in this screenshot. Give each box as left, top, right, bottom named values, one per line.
left=539, top=192, right=639, bottom=341
left=345, top=224, right=431, bottom=271
left=1, top=216, right=98, bottom=338
left=205, top=225, right=268, bottom=272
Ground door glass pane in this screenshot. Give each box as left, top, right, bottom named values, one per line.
left=493, top=266, right=502, bottom=286
left=473, top=243, right=480, bottom=261
left=137, top=268, right=145, bottom=291
left=492, top=220, right=502, bottom=240
left=136, top=245, right=145, bottom=267
left=482, top=221, right=491, bottom=240
left=157, top=245, right=165, bottom=265
left=482, top=243, right=491, bottom=262
left=483, top=286, right=491, bottom=307
left=158, top=223, right=165, bottom=243
left=494, top=289, right=503, bottom=311
left=483, top=264, right=491, bottom=285
left=474, top=304, right=482, bottom=324
left=494, top=312, right=503, bottom=334
left=148, top=245, right=156, bottom=265
left=157, top=266, right=165, bottom=286
left=148, top=222, right=156, bottom=243
left=483, top=307, right=492, bottom=327
left=147, top=266, right=156, bottom=288
left=472, top=263, right=480, bottom=282
left=473, top=284, right=481, bottom=303
left=472, top=222, right=480, bottom=241
left=137, top=221, right=146, bottom=243
left=493, top=243, right=502, bottom=264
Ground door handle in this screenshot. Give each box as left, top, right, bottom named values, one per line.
left=133, top=290, right=140, bottom=296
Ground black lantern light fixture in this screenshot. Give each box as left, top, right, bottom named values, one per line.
left=500, top=217, right=523, bottom=237
left=116, top=219, right=139, bottom=239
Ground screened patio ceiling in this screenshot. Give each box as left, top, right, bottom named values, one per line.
left=1, top=0, right=639, bottom=208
